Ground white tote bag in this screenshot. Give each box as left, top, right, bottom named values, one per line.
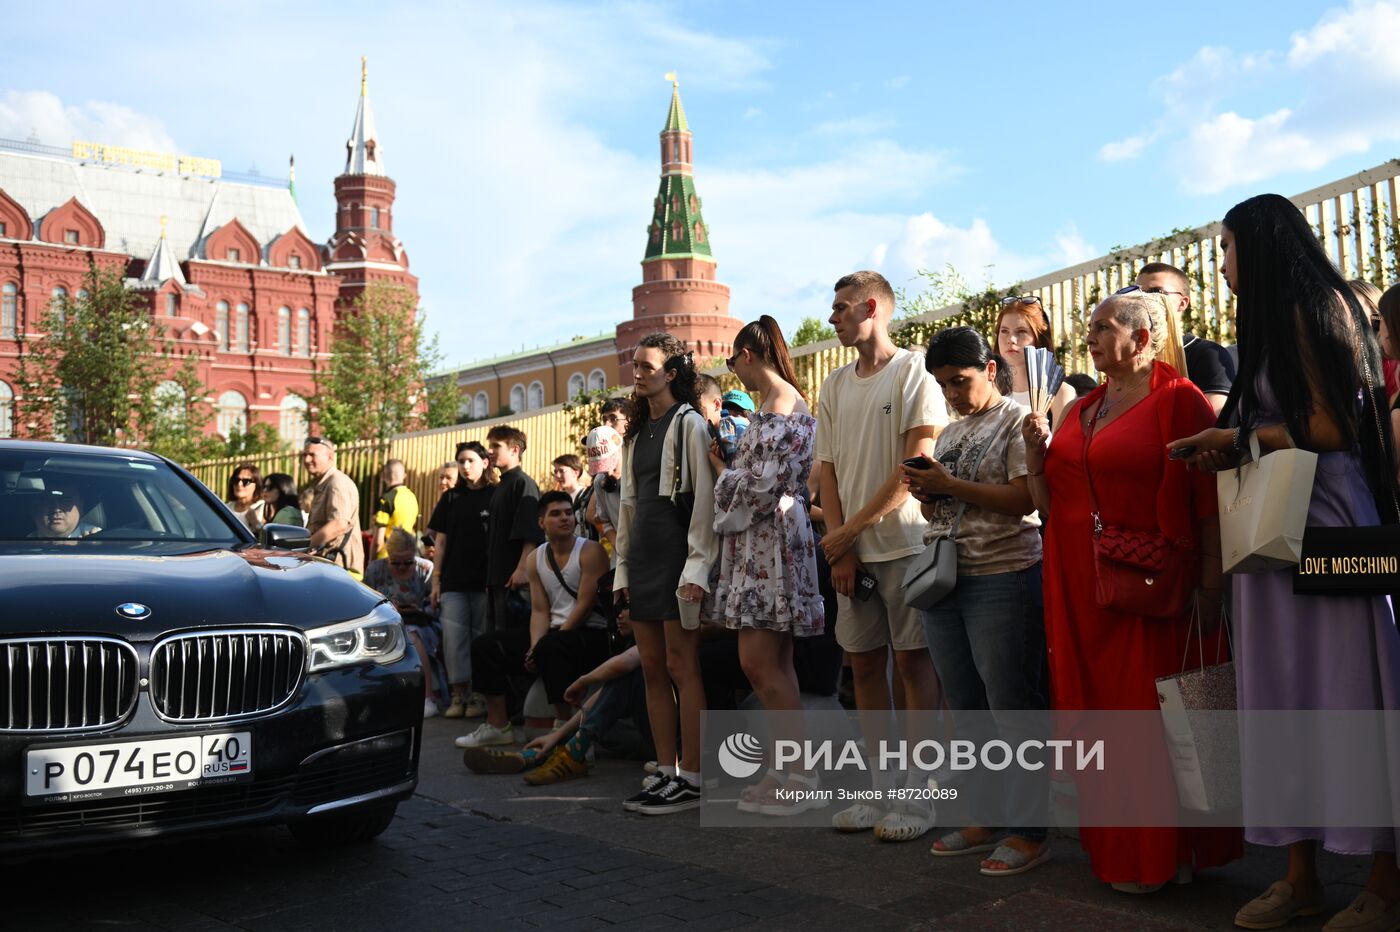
left=1156, top=603, right=1240, bottom=813
left=1217, top=431, right=1318, bottom=574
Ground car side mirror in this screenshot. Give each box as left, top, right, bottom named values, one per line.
left=260, top=523, right=311, bottom=551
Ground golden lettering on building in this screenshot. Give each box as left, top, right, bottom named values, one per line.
left=71, top=141, right=221, bottom=178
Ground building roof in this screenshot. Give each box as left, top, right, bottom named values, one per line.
left=439, top=332, right=616, bottom=378
left=132, top=219, right=188, bottom=290
left=664, top=80, right=689, bottom=133
left=645, top=84, right=712, bottom=262
left=0, top=147, right=311, bottom=265
left=344, top=57, right=386, bottom=177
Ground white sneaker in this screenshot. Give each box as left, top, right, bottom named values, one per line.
left=423, top=698, right=440, bottom=718
left=873, top=803, right=935, bottom=842
left=831, top=802, right=884, bottom=832
left=454, top=722, right=514, bottom=748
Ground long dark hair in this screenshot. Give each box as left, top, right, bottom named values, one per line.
left=1220, top=193, right=1398, bottom=524
left=261, top=472, right=299, bottom=520
left=733, top=315, right=807, bottom=400
left=624, top=332, right=699, bottom=444
left=226, top=461, right=261, bottom=503
left=927, top=326, right=1013, bottom=396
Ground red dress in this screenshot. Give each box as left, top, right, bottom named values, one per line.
left=1042, top=362, right=1242, bottom=884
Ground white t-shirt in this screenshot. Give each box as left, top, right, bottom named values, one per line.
left=815, top=347, right=949, bottom=563
left=535, top=538, right=606, bottom=629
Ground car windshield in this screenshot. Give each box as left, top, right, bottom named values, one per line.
left=0, top=449, right=243, bottom=548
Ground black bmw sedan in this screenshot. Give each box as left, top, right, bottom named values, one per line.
left=0, top=440, right=422, bottom=852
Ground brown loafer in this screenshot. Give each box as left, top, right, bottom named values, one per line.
left=1322, top=892, right=1400, bottom=932
left=1235, top=881, right=1326, bottom=930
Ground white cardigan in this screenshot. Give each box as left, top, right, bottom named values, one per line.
left=613, top=403, right=719, bottom=628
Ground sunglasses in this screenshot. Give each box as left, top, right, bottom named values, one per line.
left=725, top=350, right=742, bottom=371
left=234, top=477, right=257, bottom=486
left=1116, top=284, right=1186, bottom=298
left=388, top=559, right=415, bottom=567
left=1000, top=295, right=1042, bottom=307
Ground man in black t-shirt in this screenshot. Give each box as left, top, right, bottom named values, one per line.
left=1137, top=262, right=1236, bottom=414
left=484, top=425, right=545, bottom=630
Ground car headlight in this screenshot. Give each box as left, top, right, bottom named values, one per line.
left=306, top=603, right=407, bottom=672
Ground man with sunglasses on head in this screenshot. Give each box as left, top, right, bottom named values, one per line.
left=1136, top=262, right=1236, bottom=414
left=303, top=436, right=365, bottom=580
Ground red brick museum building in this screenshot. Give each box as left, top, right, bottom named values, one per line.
left=0, top=63, right=416, bottom=442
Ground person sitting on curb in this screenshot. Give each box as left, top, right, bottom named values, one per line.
left=455, top=491, right=612, bottom=748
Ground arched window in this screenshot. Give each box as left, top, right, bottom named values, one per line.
left=0, top=380, right=12, bottom=438
left=235, top=303, right=249, bottom=352
left=165, top=293, right=178, bottom=317
left=473, top=391, right=489, bottom=419
left=1, top=283, right=15, bottom=339
left=567, top=372, right=585, bottom=401
left=588, top=369, right=606, bottom=393
left=509, top=384, right=525, bottom=414
left=51, top=286, right=67, bottom=326
left=371, top=207, right=380, bottom=229
left=277, top=306, right=290, bottom=355
left=527, top=381, right=544, bottom=411
left=296, top=308, right=311, bottom=357
left=215, top=301, right=229, bottom=351
left=279, top=395, right=308, bottom=447
left=154, top=380, right=186, bottom=425
left=216, top=390, right=248, bottom=439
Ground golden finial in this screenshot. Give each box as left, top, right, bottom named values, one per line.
left=665, top=71, right=678, bottom=87
left=159, top=215, right=168, bottom=239
left=361, top=56, right=368, bottom=96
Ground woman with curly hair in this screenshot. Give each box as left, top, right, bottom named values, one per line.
left=614, top=332, right=719, bottom=815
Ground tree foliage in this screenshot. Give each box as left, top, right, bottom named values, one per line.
left=791, top=316, right=835, bottom=347
left=301, top=282, right=457, bottom=444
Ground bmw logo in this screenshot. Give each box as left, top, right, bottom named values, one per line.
left=115, top=603, right=151, bottom=620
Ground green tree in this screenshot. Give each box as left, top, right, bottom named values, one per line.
left=302, top=282, right=456, bottom=444
left=791, top=316, right=835, bottom=347
left=12, top=263, right=164, bottom=446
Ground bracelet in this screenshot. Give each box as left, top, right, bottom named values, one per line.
left=1231, top=426, right=1245, bottom=457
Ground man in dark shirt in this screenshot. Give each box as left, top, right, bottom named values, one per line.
left=1137, top=262, right=1236, bottom=414
left=485, top=425, right=545, bottom=630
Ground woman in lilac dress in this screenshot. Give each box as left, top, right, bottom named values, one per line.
left=710, top=316, right=825, bottom=815
left=1174, top=194, right=1400, bottom=932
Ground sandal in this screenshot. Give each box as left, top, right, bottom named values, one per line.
left=979, top=841, right=1052, bottom=877
left=757, top=772, right=829, bottom=817
left=737, top=768, right=783, bottom=813
left=872, top=801, right=935, bottom=843
left=931, top=827, right=1001, bottom=857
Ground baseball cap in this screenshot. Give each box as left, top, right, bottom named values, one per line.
left=584, top=426, right=623, bottom=476
left=721, top=390, right=756, bottom=413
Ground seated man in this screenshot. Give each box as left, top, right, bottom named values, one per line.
left=456, top=491, right=611, bottom=748
left=364, top=528, right=450, bottom=718
left=29, top=482, right=100, bottom=539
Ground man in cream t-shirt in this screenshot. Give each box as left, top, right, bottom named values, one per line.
left=815, top=270, right=948, bottom=842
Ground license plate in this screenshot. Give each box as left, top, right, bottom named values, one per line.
left=25, top=732, right=253, bottom=803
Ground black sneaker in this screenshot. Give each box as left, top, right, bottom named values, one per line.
left=622, top=773, right=669, bottom=812
left=636, top=776, right=702, bottom=815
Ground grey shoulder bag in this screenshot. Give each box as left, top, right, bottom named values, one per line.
left=902, top=433, right=992, bottom=610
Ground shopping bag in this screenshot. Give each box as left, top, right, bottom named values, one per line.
left=1155, top=605, right=1241, bottom=813
left=1218, top=432, right=1317, bottom=573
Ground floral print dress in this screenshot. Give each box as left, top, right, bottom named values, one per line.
left=712, top=412, right=824, bottom=636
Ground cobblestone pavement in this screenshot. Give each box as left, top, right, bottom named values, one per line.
left=5, top=717, right=1375, bottom=931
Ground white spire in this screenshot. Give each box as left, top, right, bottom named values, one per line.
left=141, top=216, right=186, bottom=287
left=345, top=56, right=385, bottom=176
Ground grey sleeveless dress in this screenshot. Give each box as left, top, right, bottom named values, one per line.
left=627, top=404, right=688, bottom=621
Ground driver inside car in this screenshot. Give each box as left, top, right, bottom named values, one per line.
left=29, top=482, right=101, bottom=539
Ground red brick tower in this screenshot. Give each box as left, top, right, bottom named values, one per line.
left=323, top=58, right=418, bottom=307
left=616, top=77, right=740, bottom=383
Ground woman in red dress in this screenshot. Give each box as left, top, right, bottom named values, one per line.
left=1022, top=289, right=1243, bottom=892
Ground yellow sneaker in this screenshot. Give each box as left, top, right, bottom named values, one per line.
left=523, top=747, right=590, bottom=785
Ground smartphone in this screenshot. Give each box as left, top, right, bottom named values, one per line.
left=1168, top=445, right=1196, bottom=460
left=902, top=455, right=934, bottom=470
left=853, top=570, right=878, bottom=602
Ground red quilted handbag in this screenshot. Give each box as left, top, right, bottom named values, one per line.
left=1083, top=390, right=1196, bottom=619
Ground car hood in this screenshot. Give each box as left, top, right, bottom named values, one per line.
left=0, top=547, right=385, bottom=638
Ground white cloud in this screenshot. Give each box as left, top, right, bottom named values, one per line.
left=742, top=106, right=763, bottom=120
left=1099, top=0, right=1400, bottom=193
left=0, top=90, right=177, bottom=151
left=885, top=75, right=911, bottom=90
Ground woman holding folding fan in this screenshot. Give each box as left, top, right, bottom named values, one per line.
left=1022, top=289, right=1241, bottom=894
left=997, top=296, right=1078, bottom=427
left=902, top=326, right=1049, bottom=877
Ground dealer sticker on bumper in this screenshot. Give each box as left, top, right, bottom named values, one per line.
left=25, top=732, right=252, bottom=803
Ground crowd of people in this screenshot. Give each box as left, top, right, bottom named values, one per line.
left=226, top=192, right=1400, bottom=932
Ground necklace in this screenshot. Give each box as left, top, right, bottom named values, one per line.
left=1094, top=369, right=1151, bottom=423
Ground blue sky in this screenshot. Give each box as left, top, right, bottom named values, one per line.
left=3, top=0, right=1398, bottom=368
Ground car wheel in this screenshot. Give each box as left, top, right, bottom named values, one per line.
left=289, top=802, right=398, bottom=846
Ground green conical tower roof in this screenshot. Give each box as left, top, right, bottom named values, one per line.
left=644, top=79, right=712, bottom=263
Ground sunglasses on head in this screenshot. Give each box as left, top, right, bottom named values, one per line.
left=1000, top=295, right=1042, bottom=307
